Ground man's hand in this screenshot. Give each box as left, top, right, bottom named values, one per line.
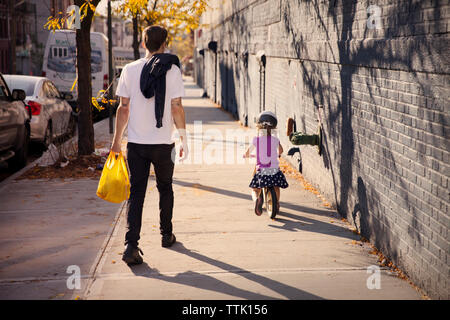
left=179, top=142, right=189, bottom=161
left=111, top=141, right=122, bottom=154
left=178, top=129, right=189, bottom=161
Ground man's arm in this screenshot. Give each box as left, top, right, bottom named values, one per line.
left=111, top=97, right=130, bottom=153
left=171, top=97, right=187, bottom=158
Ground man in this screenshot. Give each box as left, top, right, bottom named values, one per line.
left=111, top=25, right=187, bottom=265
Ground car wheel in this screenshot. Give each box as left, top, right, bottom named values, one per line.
left=9, top=126, right=29, bottom=170
left=43, top=122, right=53, bottom=149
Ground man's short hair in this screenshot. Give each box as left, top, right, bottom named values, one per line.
left=143, top=25, right=168, bottom=52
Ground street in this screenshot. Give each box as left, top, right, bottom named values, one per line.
left=0, top=143, right=42, bottom=183
left=0, top=114, right=108, bottom=184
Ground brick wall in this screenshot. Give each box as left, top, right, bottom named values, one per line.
left=194, top=0, right=450, bottom=299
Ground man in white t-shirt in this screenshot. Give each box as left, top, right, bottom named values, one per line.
left=111, top=25, right=187, bottom=265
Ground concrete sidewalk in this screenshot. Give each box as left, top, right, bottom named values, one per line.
left=81, top=78, right=422, bottom=300
left=0, top=119, right=124, bottom=300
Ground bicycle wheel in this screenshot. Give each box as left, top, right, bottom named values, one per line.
left=266, top=187, right=278, bottom=219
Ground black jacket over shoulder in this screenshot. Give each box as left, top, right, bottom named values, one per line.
left=140, top=53, right=181, bottom=128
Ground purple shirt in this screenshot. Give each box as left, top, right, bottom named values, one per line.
left=253, top=136, right=279, bottom=170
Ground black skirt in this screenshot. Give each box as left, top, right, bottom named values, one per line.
left=249, top=168, right=289, bottom=189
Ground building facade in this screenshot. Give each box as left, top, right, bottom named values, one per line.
left=0, top=0, right=74, bottom=75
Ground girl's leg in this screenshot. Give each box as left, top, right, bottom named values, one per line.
left=252, top=188, right=261, bottom=201
left=252, top=188, right=263, bottom=215
left=274, top=187, right=280, bottom=201
left=274, top=187, right=281, bottom=210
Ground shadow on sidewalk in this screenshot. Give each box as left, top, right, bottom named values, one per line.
left=127, top=242, right=322, bottom=300
left=270, top=211, right=359, bottom=240
left=173, top=180, right=356, bottom=240
left=173, top=179, right=252, bottom=201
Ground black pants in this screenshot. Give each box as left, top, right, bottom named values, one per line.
left=125, top=142, right=175, bottom=248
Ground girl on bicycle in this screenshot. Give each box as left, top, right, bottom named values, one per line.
left=243, top=111, right=289, bottom=215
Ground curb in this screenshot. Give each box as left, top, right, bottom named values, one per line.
left=76, top=200, right=126, bottom=300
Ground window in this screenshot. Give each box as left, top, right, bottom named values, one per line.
left=4, top=77, right=37, bottom=96
left=47, top=82, right=61, bottom=98
left=51, top=46, right=69, bottom=58
left=48, top=46, right=76, bottom=73
left=43, top=81, right=55, bottom=98
left=0, top=78, right=9, bottom=100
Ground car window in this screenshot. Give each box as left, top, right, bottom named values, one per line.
left=42, top=81, right=52, bottom=98
left=0, top=77, right=9, bottom=100
left=47, top=82, right=61, bottom=98
left=43, top=81, right=59, bottom=99
left=3, top=76, right=37, bottom=96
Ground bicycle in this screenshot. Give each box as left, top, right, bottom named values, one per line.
left=247, top=154, right=279, bottom=219
left=257, top=185, right=278, bottom=219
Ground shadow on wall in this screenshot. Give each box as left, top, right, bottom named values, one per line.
left=218, top=53, right=239, bottom=119
left=197, top=1, right=252, bottom=123
left=282, top=0, right=447, bottom=288
left=352, top=177, right=371, bottom=239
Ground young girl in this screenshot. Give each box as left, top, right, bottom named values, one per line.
left=243, top=111, right=289, bottom=215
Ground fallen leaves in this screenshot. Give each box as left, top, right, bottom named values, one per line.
left=49, top=293, right=65, bottom=299
left=17, top=154, right=105, bottom=180
left=348, top=239, right=363, bottom=246
left=366, top=243, right=428, bottom=298
left=279, top=158, right=333, bottom=208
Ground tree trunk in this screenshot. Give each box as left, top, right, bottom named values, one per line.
left=132, top=14, right=140, bottom=60
left=75, top=0, right=100, bottom=156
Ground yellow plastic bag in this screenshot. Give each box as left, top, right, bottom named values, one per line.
left=96, top=152, right=130, bottom=203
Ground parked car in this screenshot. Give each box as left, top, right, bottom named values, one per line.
left=0, top=73, right=31, bottom=169
left=3, top=75, right=76, bottom=148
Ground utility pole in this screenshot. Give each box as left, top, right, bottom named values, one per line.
left=107, top=0, right=114, bottom=134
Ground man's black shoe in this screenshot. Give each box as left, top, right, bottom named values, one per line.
left=162, top=234, right=176, bottom=248
left=122, top=245, right=144, bottom=265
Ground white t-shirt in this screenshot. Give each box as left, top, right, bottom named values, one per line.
left=116, top=58, right=185, bottom=144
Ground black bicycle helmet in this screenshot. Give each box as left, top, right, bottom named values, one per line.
left=257, top=111, right=278, bottom=128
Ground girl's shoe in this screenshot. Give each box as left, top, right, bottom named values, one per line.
left=255, top=196, right=263, bottom=216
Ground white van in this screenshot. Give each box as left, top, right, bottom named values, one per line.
left=42, top=30, right=114, bottom=105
